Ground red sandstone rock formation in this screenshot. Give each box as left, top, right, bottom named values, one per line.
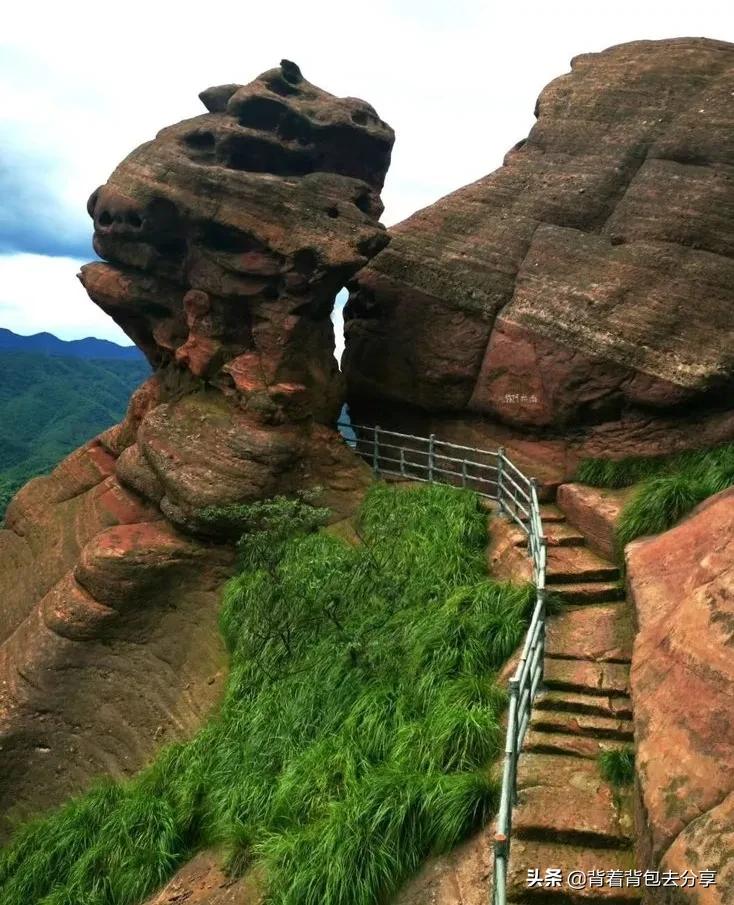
left=83, top=59, right=393, bottom=532
left=0, top=62, right=392, bottom=837
left=344, top=38, right=734, bottom=470
left=627, top=488, right=734, bottom=902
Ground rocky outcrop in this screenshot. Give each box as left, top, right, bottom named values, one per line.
left=83, top=59, right=393, bottom=531
left=627, top=489, right=734, bottom=902
left=344, top=38, right=734, bottom=469
left=557, top=483, right=632, bottom=560
left=0, top=434, right=233, bottom=837
left=0, top=63, right=392, bottom=834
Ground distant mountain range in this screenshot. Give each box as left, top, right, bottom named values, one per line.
left=0, top=329, right=149, bottom=520
left=0, top=328, right=144, bottom=361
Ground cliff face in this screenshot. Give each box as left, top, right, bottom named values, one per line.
left=0, top=62, right=393, bottom=836
left=344, top=38, right=734, bottom=468
left=627, top=489, right=734, bottom=903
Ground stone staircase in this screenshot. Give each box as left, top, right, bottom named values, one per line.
left=505, top=500, right=640, bottom=904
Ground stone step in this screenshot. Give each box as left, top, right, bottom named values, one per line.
left=545, top=604, right=633, bottom=663
left=520, top=503, right=567, bottom=525
left=539, top=503, right=567, bottom=523
left=513, top=753, right=634, bottom=849
left=535, top=690, right=633, bottom=721
left=546, top=581, right=625, bottom=604
left=513, top=522, right=586, bottom=548
left=544, top=659, right=630, bottom=697
left=523, top=730, right=630, bottom=760
left=546, top=547, right=620, bottom=583
left=507, top=839, right=642, bottom=902
left=530, top=709, right=634, bottom=742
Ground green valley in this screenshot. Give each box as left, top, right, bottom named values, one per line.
left=0, top=351, right=149, bottom=519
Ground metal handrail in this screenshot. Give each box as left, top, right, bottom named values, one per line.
left=337, top=421, right=547, bottom=904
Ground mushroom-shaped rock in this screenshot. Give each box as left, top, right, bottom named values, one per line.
left=80, top=61, right=394, bottom=530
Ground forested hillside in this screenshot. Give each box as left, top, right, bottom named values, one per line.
left=0, top=351, right=149, bottom=518
left=0, top=327, right=143, bottom=360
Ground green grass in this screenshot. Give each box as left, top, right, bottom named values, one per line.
left=576, top=443, right=734, bottom=549
left=599, top=748, right=635, bottom=787
left=0, top=483, right=533, bottom=905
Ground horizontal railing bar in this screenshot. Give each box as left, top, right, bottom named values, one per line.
left=339, top=421, right=500, bottom=458
left=337, top=419, right=546, bottom=905
left=505, top=496, right=530, bottom=519
left=502, top=454, right=532, bottom=486
left=354, top=454, right=498, bottom=488
left=518, top=708, right=531, bottom=748
left=432, top=437, right=499, bottom=456
left=434, top=453, right=498, bottom=470
left=505, top=509, right=529, bottom=533
left=501, top=470, right=531, bottom=501
left=375, top=469, right=497, bottom=498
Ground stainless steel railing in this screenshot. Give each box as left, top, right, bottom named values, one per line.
left=337, top=421, right=547, bottom=905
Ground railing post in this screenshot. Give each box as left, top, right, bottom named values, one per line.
left=428, top=433, right=436, bottom=483
left=536, top=585, right=546, bottom=687
left=528, top=477, right=539, bottom=555
left=340, top=423, right=546, bottom=905
left=373, top=425, right=380, bottom=475
left=508, top=676, right=521, bottom=805
left=496, top=447, right=506, bottom=514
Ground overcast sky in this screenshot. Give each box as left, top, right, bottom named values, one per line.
left=1, top=0, right=732, bottom=348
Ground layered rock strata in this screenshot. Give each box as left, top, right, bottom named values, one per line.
left=83, top=58, right=393, bottom=532
left=344, top=38, right=734, bottom=469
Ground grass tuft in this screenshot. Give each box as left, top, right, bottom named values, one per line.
left=599, top=748, right=635, bottom=787
left=0, top=482, right=530, bottom=905
left=576, top=443, right=734, bottom=549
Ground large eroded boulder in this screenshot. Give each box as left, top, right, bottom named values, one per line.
left=627, top=488, right=734, bottom=901
left=0, top=63, right=392, bottom=835
left=82, top=59, right=393, bottom=530
left=344, top=38, right=734, bottom=468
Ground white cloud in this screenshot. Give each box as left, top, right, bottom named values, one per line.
left=0, top=254, right=131, bottom=343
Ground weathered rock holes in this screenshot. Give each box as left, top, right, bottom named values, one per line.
left=354, top=193, right=371, bottom=214
left=326, top=206, right=339, bottom=219
left=264, top=75, right=299, bottom=97
left=218, top=134, right=314, bottom=176
left=199, top=222, right=259, bottom=254
left=154, top=237, right=187, bottom=258
left=293, top=249, right=318, bottom=275
left=277, top=110, right=312, bottom=146
left=236, top=96, right=288, bottom=131
left=184, top=131, right=216, bottom=151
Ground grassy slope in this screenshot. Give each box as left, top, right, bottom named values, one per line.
left=577, top=444, right=734, bottom=548
left=0, top=351, right=149, bottom=518
left=0, top=483, right=533, bottom=905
